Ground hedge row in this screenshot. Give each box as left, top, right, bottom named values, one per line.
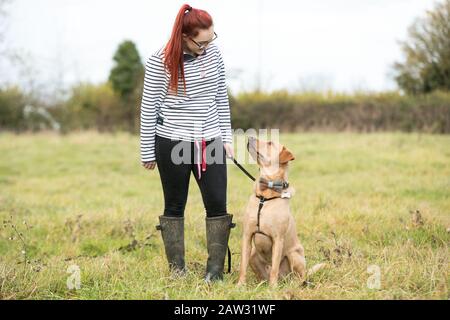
left=1, top=85, right=449, bottom=134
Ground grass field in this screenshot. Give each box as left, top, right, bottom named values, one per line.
left=0, top=131, right=448, bottom=299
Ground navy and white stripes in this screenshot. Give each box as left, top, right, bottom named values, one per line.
left=140, top=42, right=232, bottom=163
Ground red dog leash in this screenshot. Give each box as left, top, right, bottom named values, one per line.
left=195, top=138, right=207, bottom=180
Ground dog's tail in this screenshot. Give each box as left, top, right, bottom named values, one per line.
left=306, top=262, right=327, bottom=277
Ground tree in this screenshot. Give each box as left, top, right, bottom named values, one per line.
left=393, top=0, right=450, bottom=94
left=108, top=40, right=144, bottom=132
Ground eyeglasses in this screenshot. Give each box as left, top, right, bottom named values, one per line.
left=189, top=32, right=218, bottom=49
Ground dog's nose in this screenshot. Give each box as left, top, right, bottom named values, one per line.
left=247, top=136, right=256, bottom=150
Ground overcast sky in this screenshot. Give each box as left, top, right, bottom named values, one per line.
left=1, top=0, right=439, bottom=95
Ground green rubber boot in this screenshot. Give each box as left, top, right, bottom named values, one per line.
left=204, top=213, right=235, bottom=282
left=156, top=215, right=186, bottom=277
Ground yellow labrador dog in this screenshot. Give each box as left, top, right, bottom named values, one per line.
left=237, top=136, right=307, bottom=287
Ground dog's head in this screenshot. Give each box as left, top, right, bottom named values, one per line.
left=247, top=136, right=295, bottom=169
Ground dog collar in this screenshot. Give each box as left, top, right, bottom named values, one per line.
left=258, top=177, right=290, bottom=193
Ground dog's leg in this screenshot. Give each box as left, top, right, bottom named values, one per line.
left=250, top=247, right=269, bottom=281
left=269, top=237, right=284, bottom=287
left=237, top=232, right=253, bottom=286
left=266, top=256, right=290, bottom=278
left=278, top=256, right=291, bottom=278
left=287, top=248, right=307, bottom=280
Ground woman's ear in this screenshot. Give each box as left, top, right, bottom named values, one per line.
left=279, top=146, right=295, bottom=164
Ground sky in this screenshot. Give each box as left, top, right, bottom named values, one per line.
left=0, top=0, right=440, bottom=96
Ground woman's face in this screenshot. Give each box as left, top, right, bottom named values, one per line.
left=182, top=26, right=215, bottom=56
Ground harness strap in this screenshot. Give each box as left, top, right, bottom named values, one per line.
left=254, top=195, right=279, bottom=238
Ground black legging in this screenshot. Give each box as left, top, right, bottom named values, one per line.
left=155, top=134, right=228, bottom=218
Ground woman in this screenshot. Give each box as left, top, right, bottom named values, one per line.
left=139, top=4, right=235, bottom=282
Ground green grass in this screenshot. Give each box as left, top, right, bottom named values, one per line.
left=0, top=131, right=448, bottom=299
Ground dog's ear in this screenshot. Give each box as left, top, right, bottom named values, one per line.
left=279, top=146, right=295, bottom=164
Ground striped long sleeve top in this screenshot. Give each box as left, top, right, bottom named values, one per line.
left=139, top=42, right=232, bottom=163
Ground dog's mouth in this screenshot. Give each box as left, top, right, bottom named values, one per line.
left=247, top=140, right=265, bottom=164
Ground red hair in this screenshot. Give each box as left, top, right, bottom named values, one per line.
left=163, top=4, right=213, bottom=96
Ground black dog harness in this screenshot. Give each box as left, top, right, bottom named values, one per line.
left=252, top=178, right=291, bottom=243
left=254, top=194, right=280, bottom=238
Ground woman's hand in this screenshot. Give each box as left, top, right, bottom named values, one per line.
left=142, top=161, right=156, bottom=170
left=223, top=142, right=234, bottom=159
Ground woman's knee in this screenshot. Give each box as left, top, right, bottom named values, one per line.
left=205, top=200, right=227, bottom=217
left=164, top=202, right=186, bottom=217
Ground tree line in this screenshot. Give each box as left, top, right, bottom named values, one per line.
left=0, top=0, right=449, bottom=134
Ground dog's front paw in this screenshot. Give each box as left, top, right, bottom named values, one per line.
left=269, top=279, right=279, bottom=288
left=237, top=279, right=246, bottom=287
